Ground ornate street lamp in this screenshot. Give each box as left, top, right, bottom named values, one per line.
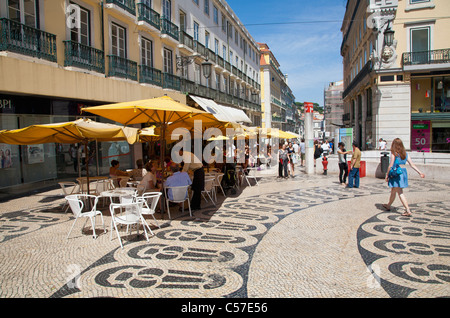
left=202, top=58, right=213, bottom=79
left=384, top=25, right=395, bottom=47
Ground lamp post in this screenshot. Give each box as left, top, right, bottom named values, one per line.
left=176, top=54, right=213, bottom=83
left=383, top=23, right=395, bottom=47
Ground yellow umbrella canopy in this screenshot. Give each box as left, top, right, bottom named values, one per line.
left=0, top=118, right=139, bottom=145
left=81, top=96, right=214, bottom=126
left=0, top=118, right=140, bottom=195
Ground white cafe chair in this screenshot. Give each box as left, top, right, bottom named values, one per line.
left=213, top=173, right=226, bottom=200
left=109, top=201, right=149, bottom=249
left=201, top=177, right=216, bottom=206
left=164, top=185, right=191, bottom=220
left=243, top=167, right=259, bottom=187
left=66, top=194, right=105, bottom=239
left=136, top=192, right=162, bottom=233
left=59, top=182, right=80, bottom=213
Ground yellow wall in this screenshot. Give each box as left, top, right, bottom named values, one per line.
left=0, top=0, right=185, bottom=104
left=395, top=0, right=450, bottom=67
left=0, top=56, right=186, bottom=103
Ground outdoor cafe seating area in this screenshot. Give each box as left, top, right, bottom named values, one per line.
left=0, top=96, right=299, bottom=248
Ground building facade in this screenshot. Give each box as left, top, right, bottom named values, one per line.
left=0, top=0, right=262, bottom=190
left=323, top=80, right=344, bottom=142
left=340, top=0, right=450, bottom=152
left=259, top=42, right=297, bottom=132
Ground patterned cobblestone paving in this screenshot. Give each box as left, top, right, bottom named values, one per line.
left=0, top=170, right=449, bottom=298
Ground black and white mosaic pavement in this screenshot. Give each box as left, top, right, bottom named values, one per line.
left=0, top=175, right=449, bottom=298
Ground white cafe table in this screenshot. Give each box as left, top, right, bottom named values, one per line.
left=77, top=176, right=109, bottom=194
left=100, top=187, right=136, bottom=203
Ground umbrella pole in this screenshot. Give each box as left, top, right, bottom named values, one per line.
left=84, top=141, right=90, bottom=195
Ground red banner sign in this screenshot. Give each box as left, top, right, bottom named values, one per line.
left=304, top=102, right=314, bottom=113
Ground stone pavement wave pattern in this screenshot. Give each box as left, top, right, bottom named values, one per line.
left=0, top=174, right=449, bottom=298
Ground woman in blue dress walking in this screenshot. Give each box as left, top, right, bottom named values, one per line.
left=382, top=138, right=425, bottom=217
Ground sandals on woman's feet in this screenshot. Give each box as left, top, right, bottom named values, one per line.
left=401, top=211, right=412, bottom=217
left=382, top=204, right=391, bottom=211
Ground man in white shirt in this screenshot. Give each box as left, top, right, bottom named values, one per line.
left=321, top=140, right=330, bottom=156
left=378, top=138, right=387, bottom=150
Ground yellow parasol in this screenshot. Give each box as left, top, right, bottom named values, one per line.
left=0, top=118, right=140, bottom=193
left=81, top=96, right=224, bottom=164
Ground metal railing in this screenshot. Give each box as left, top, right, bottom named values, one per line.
left=179, top=31, right=193, bottom=50
left=137, top=3, right=160, bottom=30
left=402, top=48, right=450, bottom=66
left=161, top=18, right=179, bottom=41
left=106, top=0, right=136, bottom=16
left=63, top=40, right=104, bottom=73
left=194, top=40, right=206, bottom=57
left=139, top=64, right=162, bottom=86
left=107, top=55, right=137, bottom=80
left=0, top=18, right=57, bottom=62
left=163, top=72, right=180, bottom=90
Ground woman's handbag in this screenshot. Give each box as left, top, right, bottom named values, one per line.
left=388, top=164, right=403, bottom=179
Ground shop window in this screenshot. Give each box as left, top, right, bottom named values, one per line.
left=411, top=78, right=432, bottom=113
left=434, top=77, right=450, bottom=113
left=432, top=127, right=450, bottom=153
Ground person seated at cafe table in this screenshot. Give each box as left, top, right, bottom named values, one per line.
left=130, top=159, right=147, bottom=181
left=109, top=160, right=129, bottom=187
left=164, top=163, right=192, bottom=211
left=139, top=161, right=159, bottom=191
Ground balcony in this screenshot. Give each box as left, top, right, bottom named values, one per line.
left=206, top=49, right=216, bottom=63
left=107, top=55, right=137, bottom=80
left=0, top=18, right=57, bottom=62
left=161, top=18, right=179, bottom=42
left=106, top=0, right=136, bottom=16
left=179, top=31, right=194, bottom=51
left=163, top=72, right=180, bottom=90
left=139, top=64, right=162, bottom=86
left=194, top=40, right=206, bottom=57
left=402, top=49, right=450, bottom=71
left=137, top=3, right=160, bottom=30
left=63, top=40, right=104, bottom=73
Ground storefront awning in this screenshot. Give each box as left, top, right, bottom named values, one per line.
left=190, top=95, right=252, bottom=124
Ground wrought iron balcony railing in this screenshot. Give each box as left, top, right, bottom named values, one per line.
left=0, top=18, right=57, bottom=62
left=107, top=55, right=137, bottom=80
left=137, top=3, right=160, bottom=30
left=63, top=40, right=104, bottom=73
left=106, top=0, right=136, bottom=16
left=179, top=31, right=193, bottom=50
left=163, top=72, right=180, bottom=90
left=139, top=64, right=162, bottom=86
left=161, top=18, right=179, bottom=41
left=402, top=48, right=450, bottom=66
left=194, top=40, right=206, bottom=57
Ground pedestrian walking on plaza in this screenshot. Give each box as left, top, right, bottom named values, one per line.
left=287, top=142, right=295, bottom=177
left=382, top=138, right=425, bottom=217
left=299, top=138, right=306, bottom=167
left=278, top=143, right=289, bottom=179
left=337, top=142, right=351, bottom=186
left=313, top=140, right=322, bottom=167
left=346, top=142, right=361, bottom=188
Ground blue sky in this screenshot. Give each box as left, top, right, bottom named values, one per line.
left=226, top=0, right=347, bottom=106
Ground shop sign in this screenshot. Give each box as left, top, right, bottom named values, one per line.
left=411, top=120, right=431, bottom=152
left=0, top=99, right=13, bottom=109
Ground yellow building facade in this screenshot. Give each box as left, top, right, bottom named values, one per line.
left=341, top=0, right=450, bottom=152
left=0, top=0, right=262, bottom=190
left=259, top=42, right=296, bottom=132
